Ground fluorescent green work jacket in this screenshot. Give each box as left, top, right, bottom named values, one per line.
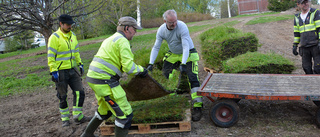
left=87, top=31, right=144, bottom=98
left=47, top=28, right=82, bottom=72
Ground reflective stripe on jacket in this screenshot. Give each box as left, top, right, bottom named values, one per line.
left=47, top=28, right=82, bottom=72
left=86, top=31, right=144, bottom=92
left=294, top=8, right=320, bottom=47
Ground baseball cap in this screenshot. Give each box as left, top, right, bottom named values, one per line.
left=297, top=0, right=308, bottom=4
left=118, top=16, right=142, bottom=30
left=59, top=14, right=75, bottom=25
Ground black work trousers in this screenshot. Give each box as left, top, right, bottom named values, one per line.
left=55, top=68, right=85, bottom=109
left=162, top=60, right=200, bottom=89
left=300, top=45, right=320, bottom=74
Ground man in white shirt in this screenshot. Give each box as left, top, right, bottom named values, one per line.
left=147, top=9, right=203, bottom=121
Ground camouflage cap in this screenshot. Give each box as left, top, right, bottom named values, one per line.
left=118, top=16, right=142, bottom=30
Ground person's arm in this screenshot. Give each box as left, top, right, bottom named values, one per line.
left=180, top=23, right=190, bottom=64
left=47, top=34, right=59, bottom=72
left=314, top=10, right=320, bottom=39
left=72, top=32, right=82, bottom=66
left=119, top=39, right=144, bottom=75
left=292, top=15, right=300, bottom=56
left=293, top=15, right=300, bottom=45
left=314, top=10, right=320, bottom=51
left=149, top=28, right=163, bottom=64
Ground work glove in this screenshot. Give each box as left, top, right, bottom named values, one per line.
left=79, top=64, right=84, bottom=76
left=179, top=64, right=187, bottom=74
left=52, top=71, right=59, bottom=82
left=292, top=44, right=298, bottom=56
left=137, top=68, right=148, bottom=78
left=146, top=64, right=153, bottom=71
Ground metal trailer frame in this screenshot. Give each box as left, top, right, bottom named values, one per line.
left=197, top=73, right=320, bottom=128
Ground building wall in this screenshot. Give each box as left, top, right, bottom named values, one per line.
left=238, top=0, right=269, bottom=15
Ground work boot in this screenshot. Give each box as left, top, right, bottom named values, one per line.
left=74, top=116, right=92, bottom=125
left=115, top=126, right=129, bottom=137
left=192, top=107, right=202, bottom=122
left=80, top=115, right=103, bottom=137
left=62, top=120, right=70, bottom=127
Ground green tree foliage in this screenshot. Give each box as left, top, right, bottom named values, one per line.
left=0, top=0, right=106, bottom=47
left=72, top=0, right=137, bottom=38
left=139, top=0, right=181, bottom=19
left=1, top=0, right=216, bottom=44
left=268, top=0, right=296, bottom=12
left=4, top=30, right=34, bottom=52
left=139, top=0, right=214, bottom=19
left=311, top=0, right=318, bottom=4
left=4, top=37, right=21, bottom=52
left=188, top=0, right=212, bottom=14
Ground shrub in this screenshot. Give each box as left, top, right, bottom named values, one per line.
left=223, top=52, right=295, bottom=74
left=4, top=37, right=25, bottom=52
left=200, top=26, right=260, bottom=71
left=268, top=0, right=296, bottom=12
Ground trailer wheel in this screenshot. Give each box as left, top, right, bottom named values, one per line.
left=316, top=107, right=320, bottom=128
left=233, top=99, right=241, bottom=103
left=210, top=99, right=240, bottom=128
left=313, top=101, right=320, bottom=107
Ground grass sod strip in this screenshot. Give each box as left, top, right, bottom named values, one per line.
left=120, top=68, right=180, bottom=92
left=222, top=52, right=295, bottom=74
left=148, top=69, right=180, bottom=92
left=105, top=94, right=191, bottom=124
left=200, top=26, right=259, bottom=71
left=112, top=68, right=188, bottom=124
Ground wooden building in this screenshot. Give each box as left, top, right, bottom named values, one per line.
left=237, top=0, right=269, bottom=15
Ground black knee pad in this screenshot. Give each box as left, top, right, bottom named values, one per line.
left=115, top=113, right=133, bottom=129
left=104, top=96, right=124, bottom=116
left=96, top=110, right=112, bottom=120
left=59, top=95, right=68, bottom=108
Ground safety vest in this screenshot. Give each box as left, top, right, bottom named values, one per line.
left=86, top=32, right=144, bottom=86
left=47, top=28, right=82, bottom=72
left=294, top=8, right=320, bottom=47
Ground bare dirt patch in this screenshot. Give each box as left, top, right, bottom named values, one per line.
left=1, top=6, right=320, bottom=137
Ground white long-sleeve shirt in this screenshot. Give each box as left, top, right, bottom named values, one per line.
left=149, top=20, right=194, bottom=64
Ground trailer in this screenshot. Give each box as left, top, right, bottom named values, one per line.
left=197, top=73, right=320, bottom=128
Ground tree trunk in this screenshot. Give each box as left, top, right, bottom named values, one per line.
left=42, top=28, right=52, bottom=51
left=137, top=0, right=141, bottom=27
left=227, top=0, right=231, bottom=18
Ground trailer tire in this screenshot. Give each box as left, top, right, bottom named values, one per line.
left=313, top=101, right=320, bottom=107
left=316, top=107, right=320, bottom=128
left=210, top=99, right=240, bottom=128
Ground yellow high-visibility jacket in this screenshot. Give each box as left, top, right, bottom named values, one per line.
left=294, top=8, right=320, bottom=47
left=47, top=28, right=82, bottom=72
left=87, top=31, right=144, bottom=97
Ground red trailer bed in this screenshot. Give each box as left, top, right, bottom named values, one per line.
left=197, top=73, right=320, bottom=128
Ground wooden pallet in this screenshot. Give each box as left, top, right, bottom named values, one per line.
left=204, top=67, right=217, bottom=73
left=100, top=109, right=191, bottom=135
